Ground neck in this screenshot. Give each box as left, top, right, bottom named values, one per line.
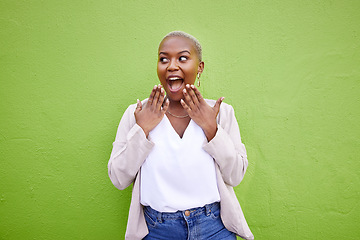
left=167, top=98, right=187, bottom=115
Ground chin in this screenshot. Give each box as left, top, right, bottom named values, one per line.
left=166, top=92, right=184, bottom=102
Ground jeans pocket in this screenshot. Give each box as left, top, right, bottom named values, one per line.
left=144, top=208, right=157, bottom=228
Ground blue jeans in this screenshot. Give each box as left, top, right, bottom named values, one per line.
left=143, top=202, right=236, bottom=240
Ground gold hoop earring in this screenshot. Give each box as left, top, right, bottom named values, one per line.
left=197, top=73, right=201, bottom=87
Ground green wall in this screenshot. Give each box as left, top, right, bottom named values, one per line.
left=1, top=0, right=359, bottom=239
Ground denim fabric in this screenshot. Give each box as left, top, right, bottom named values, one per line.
left=143, top=202, right=236, bottom=240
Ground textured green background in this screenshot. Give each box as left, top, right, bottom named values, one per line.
left=1, top=0, right=359, bottom=239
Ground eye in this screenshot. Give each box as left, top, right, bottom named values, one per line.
left=179, top=56, right=188, bottom=61
left=159, top=57, right=169, bottom=63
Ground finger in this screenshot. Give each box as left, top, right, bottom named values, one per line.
left=147, top=85, right=157, bottom=106
left=213, top=97, right=225, bottom=113
left=188, top=85, right=200, bottom=107
left=180, top=99, right=191, bottom=114
left=192, top=85, right=205, bottom=103
left=156, top=87, right=166, bottom=110
left=183, top=87, right=195, bottom=110
left=161, top=98, right=170, bottom=114
left=152, top=85, right=161, bottom=106
left=134, top=99, right=142, bottom=114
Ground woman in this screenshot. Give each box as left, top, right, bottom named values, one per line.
left=108, top=31, right=253, bottom=240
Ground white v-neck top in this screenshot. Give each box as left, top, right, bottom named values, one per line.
left=140, top=115, right=220, bottom=212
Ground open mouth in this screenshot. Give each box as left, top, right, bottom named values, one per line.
left=167, top=77, right=184, bottom=92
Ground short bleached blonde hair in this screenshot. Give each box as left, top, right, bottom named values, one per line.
left=161, top=31, right=203, bottom=61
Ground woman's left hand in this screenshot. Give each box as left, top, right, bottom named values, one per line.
left=181, top=84, right=224, bottom=142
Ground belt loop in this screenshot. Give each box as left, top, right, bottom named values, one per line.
left=157, top=211, right=162, bottom=223
left=205, top=204, right=211, bottom=216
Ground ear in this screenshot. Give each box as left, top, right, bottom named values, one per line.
left=198, top=61, right=204, bottom=75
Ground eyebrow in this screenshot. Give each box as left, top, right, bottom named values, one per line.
left=159, top=50, right=191, bottom=55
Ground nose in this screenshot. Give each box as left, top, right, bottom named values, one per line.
left=167, top=59, right=179, bottom=71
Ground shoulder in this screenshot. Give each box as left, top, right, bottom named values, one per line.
left=118, top=99, right=150, bottom=126
left=205, top=99, right=234, bottom=113
left=124, top=98, right=150, bottom=114
left=204, top=99, right=237, bottom=126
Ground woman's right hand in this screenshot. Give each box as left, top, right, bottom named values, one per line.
left=134, top=84, right=169, bottom=138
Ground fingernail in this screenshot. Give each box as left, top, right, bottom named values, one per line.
left=183, top=89, right=186, bottom=93
left=186, top=84, right=190, bottom=88
left=191, top=85, right=195, bottom=88
left=154, top=85, right=157, bottom=89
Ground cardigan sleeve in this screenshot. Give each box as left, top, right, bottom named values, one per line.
left=108, top=103, right=154, bottom=190
left=203, top=103, right=248, bottom=187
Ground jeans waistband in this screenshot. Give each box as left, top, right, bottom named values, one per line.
left=143, top=202, right=220, bottom=221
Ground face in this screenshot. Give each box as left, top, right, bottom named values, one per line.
left=157, top=36, right=204, bottom=101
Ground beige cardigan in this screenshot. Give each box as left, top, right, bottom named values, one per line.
left=108, top=99, right=254, bottom=240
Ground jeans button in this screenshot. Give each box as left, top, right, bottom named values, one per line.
left=184, top=210, right=190, bottom=216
